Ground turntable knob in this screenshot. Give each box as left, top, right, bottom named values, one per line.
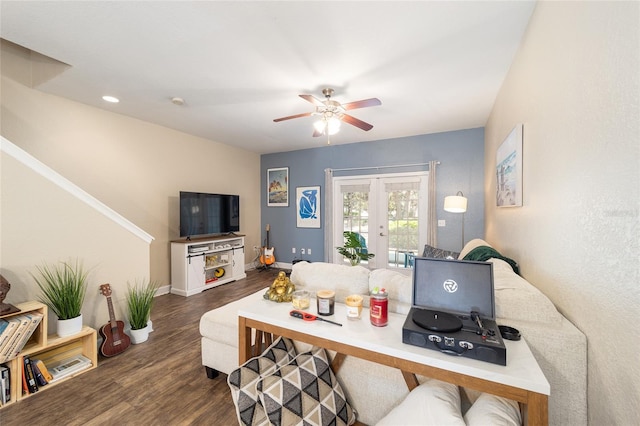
left=459, top=341, right=474, bottom=350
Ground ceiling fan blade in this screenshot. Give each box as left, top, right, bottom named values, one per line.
left=341, top=114, right=374, bottom=131
left=341, top=98, right=382, bottom=110
left=299, top=94, right=325, bottom=107
left=273, top=112, right=312, bottom=122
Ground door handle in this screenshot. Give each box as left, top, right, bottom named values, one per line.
left=379, top=232, right=385, bottom=236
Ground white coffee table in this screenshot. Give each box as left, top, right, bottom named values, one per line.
left=238, top=299, right=549, bottom=425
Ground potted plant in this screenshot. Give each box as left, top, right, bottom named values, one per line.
left=32, top=259, right=89, bottom=337
left=336, top=231, right=375, bottom=266
left=126, top=279, right=159, bottom=344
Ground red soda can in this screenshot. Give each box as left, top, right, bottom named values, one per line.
left=370, top=288, right=388, bottom=327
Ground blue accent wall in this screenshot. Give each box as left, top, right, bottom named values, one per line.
left=261, top=128, right=484, bottom=262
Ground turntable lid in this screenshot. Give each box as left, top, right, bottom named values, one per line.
left=412, top=257, right=495, bottom=319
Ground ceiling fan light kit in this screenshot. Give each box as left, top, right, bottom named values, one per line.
left=274, top=88, right=381, bottom=139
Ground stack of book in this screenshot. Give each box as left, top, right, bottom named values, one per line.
left=0, top=312, right=44, bottom=363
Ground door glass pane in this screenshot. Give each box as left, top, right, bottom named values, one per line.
left=387, top=188, right=420, bottom=268
left=341, top=191, right=371, bottom=265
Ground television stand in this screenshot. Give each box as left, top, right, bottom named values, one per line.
left=170, top=234, right=246, bottom=297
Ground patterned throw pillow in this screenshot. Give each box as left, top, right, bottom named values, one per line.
left=422, top=244, right=460, bottom=260
left=257, top=346, right=356, bottom=426
left=228, top=337, right=297, bottom=426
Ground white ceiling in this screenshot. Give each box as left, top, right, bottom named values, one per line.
left=0, top=1, right=536, bottom=154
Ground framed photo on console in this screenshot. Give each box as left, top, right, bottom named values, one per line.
left=267, top=167, right=289, bottom=207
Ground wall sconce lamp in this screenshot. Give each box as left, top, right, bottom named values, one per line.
left=444, top=191, right=468, bottom=250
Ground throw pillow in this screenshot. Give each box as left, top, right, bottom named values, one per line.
left=464, top=392, right=522, bottom=426
left=375, top=379, right=465, bottom=426
left=422, top=244, right=460, bottom=260
left=228, top=336, right=297, bottom=426
left=257, top=345, right=356, bottom=426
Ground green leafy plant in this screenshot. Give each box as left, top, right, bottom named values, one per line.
left=32, top=260, right=89, bottom=320
left=126, top=279, right=160, bottom=330
left=336, top=231, right=375, bottom=266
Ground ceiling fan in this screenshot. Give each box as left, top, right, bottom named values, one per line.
left=274, top=88, right=381, bottom=137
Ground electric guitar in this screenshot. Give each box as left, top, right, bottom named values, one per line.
left=98, top=284, right=131, bottom=357
left=259, top=224, right=275, bottom=266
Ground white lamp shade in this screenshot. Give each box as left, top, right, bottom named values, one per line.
left=444, top=195, right=467, bottom=213
left=314, top=117, right=341, bottom=135
left=327, top=117, right=341, bottom=135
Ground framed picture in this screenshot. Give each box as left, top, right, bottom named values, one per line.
left=296, top=186, right=321, bottom=228
left=496, top=124, right=523, bottom=207
left=267, top=167, right=289, bottom=207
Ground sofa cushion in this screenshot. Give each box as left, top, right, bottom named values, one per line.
left=464, top=393, right=521, bottom=426
left=257, top=345, right=356, bottom=426
left=458, top=238, right=490, bottom=260
left=375, top=379, right=466, bottom=426
left=368, top=268, right=413, bottom=314
left=458, top=239, right=561, bottom=324
left=490, top=258, right=561, bottom=324
left=422, top=244, right=460, bottom=260
left=200, top=289, right=268, bottom=347
left=290, top=261, right=370, bottom=303
left=228, top=336, right=298, bottom=426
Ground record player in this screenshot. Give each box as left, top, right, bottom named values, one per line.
left=402, top=257, right=507, bottom=366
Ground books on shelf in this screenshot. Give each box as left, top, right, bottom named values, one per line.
left=0, top=312, right=43, bottom=363
left=23, top=356, right=38, bottom=394
left=0, top=318, right=21, bottom=357
left=48, top=354, right=91, bottom=382
left=0, top=364, right=10, bottom=405
left=33, top=359, right=53, bottom=383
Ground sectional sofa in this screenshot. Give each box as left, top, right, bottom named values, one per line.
left=199, top=239, right=587, bottom=425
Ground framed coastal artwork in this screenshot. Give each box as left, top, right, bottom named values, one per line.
left=267, top=167, right=289, bottom=207
left=296, top=186, right=321, bottom=228
left=496, top=124, right=523, bottom=207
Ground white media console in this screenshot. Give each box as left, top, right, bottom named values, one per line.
left=170, top=234, right=246, bottom=297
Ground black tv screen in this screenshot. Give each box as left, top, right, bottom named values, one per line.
left=179, top=192, right=239, bottom=238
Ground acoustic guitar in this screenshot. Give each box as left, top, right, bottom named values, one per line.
left=259, top=224, right=275, bottom=266
left=98, top=284, right=131, bottom=357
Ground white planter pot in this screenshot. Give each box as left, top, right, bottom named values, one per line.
left=129, top=324, right=150, bottom=344
left=57, top=314, right=83, bottom=337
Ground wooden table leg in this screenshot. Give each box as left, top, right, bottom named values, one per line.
left=238, top=315, right=251, bottom=364
left=401, top=370, right=419, bottom=391
left=525, top=392, right=548, bottom=426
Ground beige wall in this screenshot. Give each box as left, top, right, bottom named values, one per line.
left=485, top=2, right=639, bottom=425
left=1, top=42, right=261, bottom=292
left=1, top=145, right=151, bottom=332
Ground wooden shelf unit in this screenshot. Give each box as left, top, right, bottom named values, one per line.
left=0, top=302, right=97, bottom=408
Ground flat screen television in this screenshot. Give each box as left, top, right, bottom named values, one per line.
left=179, top=191, right=239, bottom=238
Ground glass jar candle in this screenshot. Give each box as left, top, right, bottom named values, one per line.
left=345, top=295, right=363, bottom=320
left=292, top=290, right=310, bottom=310
left=370, top=288, right=388, bottom=327
left=316, top=290, right=335, bottom=316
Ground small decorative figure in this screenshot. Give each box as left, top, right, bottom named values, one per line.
left=0, top=274, right=20, bottom=315
left=264, top=271, right=295, bottom=303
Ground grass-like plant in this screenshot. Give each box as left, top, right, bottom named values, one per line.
left=336, top=231, right=375, bottom=266
left=32, top=260, right=89, bottom=320
left=126, top=279, right=160, bottom=330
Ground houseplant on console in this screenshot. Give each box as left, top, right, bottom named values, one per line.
left=126, top=279, right=159, bottom=344
left=336, top=231, right=375, bottom=266
left=32, top=259, right=89, bottom=337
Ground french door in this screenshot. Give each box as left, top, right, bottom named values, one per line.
left=332, top=172, right=428, bottom=269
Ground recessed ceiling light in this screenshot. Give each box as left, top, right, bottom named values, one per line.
left=102, top=95, right=119, bottom=103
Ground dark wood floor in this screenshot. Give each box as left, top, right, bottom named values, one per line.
left=0, top=268, right=281, bottom=426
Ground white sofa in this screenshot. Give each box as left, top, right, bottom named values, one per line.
left=200, top=239, right=587, bottom=425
